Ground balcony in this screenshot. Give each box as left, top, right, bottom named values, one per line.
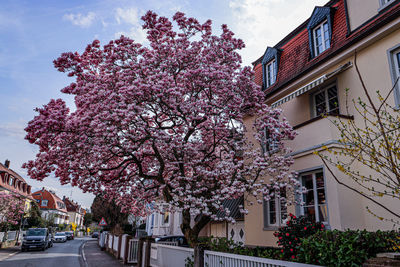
left=285, top=114, right=354, bottom=157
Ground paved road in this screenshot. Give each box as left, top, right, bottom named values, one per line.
left=0, top=238, right=89, bottom=267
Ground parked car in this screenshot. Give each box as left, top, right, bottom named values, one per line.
left=91, top=232, right=99, bottom=238
left=54, top=232, right=67, bottom=243
left=65, top=231, right=74, bottom=240
left=155, top=235, right=189, bottom=247
left=21, top=228, right=51, bottom=251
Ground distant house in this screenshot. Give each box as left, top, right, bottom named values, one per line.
left=0, top=160, right=34, bottom=214
left=31, top=188, right=69, bottom=225
left=63, top=196, right=85, bottom=228
left=145, top=203, right=183, bottom=237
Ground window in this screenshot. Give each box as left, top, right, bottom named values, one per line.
left=261, top=127, right=280, bottom=154
left=380, top=0, right=395, bottom=8
left=8, top=176, right=14, bottom=186
left=388, top=46, right=400, bottom=107
left=262, top=47, right=281, bottom=90
left=42, top=200, right=48, bottom=206
left=299, top=170, right=328, bottom=223
left=265, top=60, right=277, bottom=88
left=313, top=21, right=330, bottom=56
left=263, top=188, right=287, bottom=228
left=163, top=212, right=170, bottom=225
left=312, top=85, right=339, bottom=117
left=36, top=199, right=40, bottom=203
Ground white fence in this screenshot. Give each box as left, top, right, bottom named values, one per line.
left=204, top=250, right=321, bottom=267
left=0, top=232, right=4, bottom=242
left=150, top=243, right=194, bottom=267
left=98, top=232, right=107, bottom=248
left=127, top=239, right=139, bottom=263
left=113, top=235, right=119, bottom=253
left=6, top=231, right=17, bottom=241
left=107, top=234, right=113, bottom=249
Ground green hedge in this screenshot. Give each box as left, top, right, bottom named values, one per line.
left=298, top=229, right=399, bottom=266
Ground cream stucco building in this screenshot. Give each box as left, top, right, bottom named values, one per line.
left=245, top=0, right=400, bottom=247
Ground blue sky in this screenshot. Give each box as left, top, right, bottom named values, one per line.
left=0, top=0, right=327, bottom=209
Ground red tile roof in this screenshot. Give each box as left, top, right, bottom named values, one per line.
left=31, top=189, right=67, bottom=213
left=253, top=0, right=400, bottom=97
left=0, top=162, right=33, bottom=199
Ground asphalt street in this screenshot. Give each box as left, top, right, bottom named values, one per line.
left=0, top=237, right=89, bottom=267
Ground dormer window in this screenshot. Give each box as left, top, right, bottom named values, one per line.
left=262, top=47, right=281, bottom=90
left=313, top=21, right=330, bottom=56
left=380, top=0, right=395, bottom=8
left=265, top=60, right=277, bottom=88
left=307, top=7, right=334, bottom=59
left=8, top=176, right=14, bottom=186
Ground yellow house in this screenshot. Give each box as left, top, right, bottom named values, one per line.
left=245, top=0, right=400, bottom=247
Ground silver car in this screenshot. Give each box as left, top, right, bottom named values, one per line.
left=54, top=232, right=67, bottom=242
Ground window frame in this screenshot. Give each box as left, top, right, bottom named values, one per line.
left=297, top=169, right=329, bottom=225
left=263, top=188, right=287, bottom=229
left=379, top=0, right=395, bottom=9
left=311, top=83, right=339, bottom=118
left=42, top=200, right=48, bottom=206
left=387, top=45, right=400, bottom=108
left=312, top=20, right=330, bottom=57
left=261, top=126, right=280, bottom=155
left=264, top=59, right=277, bottom=88
left=8, top=176, right=14, bottom=186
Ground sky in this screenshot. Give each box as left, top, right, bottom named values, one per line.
left=0, top=0, right=327, bottom=209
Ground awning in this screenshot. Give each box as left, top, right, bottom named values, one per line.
left=270, top=61, right=353, bottom=108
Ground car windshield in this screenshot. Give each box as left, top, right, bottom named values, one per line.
left=55, top=233, right=65, bottom=236
left=26, top=229, right=46, bottom=236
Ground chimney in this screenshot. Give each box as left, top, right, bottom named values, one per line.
left=4, top=160, right=10, bottom=168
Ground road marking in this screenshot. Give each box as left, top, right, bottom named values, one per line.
left=0, top=250, right=20, bottom=261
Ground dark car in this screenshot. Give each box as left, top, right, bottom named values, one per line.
left=155, top=235, right=189, bottom=247
left=65, top=231, right=74, bottom=240
left=21, top=228, right=51, bottom=251
left=91, top=232, right=99, bottom=238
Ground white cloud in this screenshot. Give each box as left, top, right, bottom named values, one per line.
left=114, top=7, right=146, bottom=43
left=63, top=12, right=96, bottom=28
left=0, top=121, right=26, bottom=139
left=228, top=0, right=327, bottom=65
left=115, top=7, right=139, bottom=25
left=114, top=27, right=147, bottom=43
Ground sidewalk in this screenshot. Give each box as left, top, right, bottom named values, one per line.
left=0, top=246, right=20, bottom=261
left=82, top=240, right=126, bottom=267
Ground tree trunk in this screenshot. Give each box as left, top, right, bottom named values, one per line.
left=180, top=209, right=210, bottom=267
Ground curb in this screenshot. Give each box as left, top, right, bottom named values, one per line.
left=79, top=240, right=89, bottom=267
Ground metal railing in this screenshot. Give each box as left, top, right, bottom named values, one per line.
left=204, top=250, right=321, bottom=267
left=127, top=239, right=139, bottom=263
left=157, top=241, right=178, bottom=246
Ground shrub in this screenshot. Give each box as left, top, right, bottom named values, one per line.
left=198, top=236, right=282, bottom=259
left=298, top=229, right=400, bottom=266
left=274, top=214, right=325, bottom=260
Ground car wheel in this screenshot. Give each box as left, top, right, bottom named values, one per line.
left=21, top=248, right=25, bottom=252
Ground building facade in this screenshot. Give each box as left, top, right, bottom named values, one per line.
left=63, top=196, right=85, bottom=228
left=31, top=188, right=69, bottom=225
left=246, top=0, right=400, bottom=247
left=0, top=160, right=34, bottom=215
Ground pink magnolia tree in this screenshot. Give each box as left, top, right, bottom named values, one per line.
left=0, top=191, right=24, bottom=231
left=24, top=11, right=297, bottom=248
